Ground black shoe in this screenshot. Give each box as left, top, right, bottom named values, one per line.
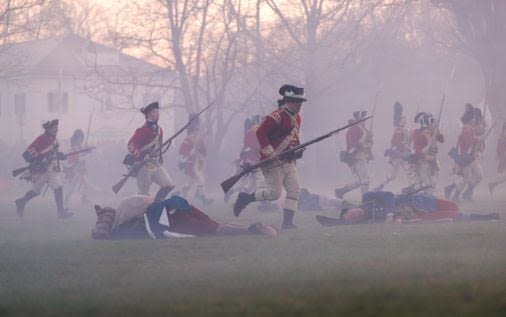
left=281, top=223, right=298, bottom=230
left=257, top=201, right=279, bottom=213
left=316, top=215, right=339, bottom=227
left=444, top=184, right=455, bottom=200
left=233, top=192, right=255, bottom=217
left=334, top=188, right=346, bottom=199
left=488, top=183, right=497, bottom=195
left=15, top=199, right=25, bottom=218
left=58, top=209, right=74, bottom=219
left=373, top=184, right=385, bottom=192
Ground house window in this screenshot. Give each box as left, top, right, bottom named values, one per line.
left=48, top=92, right=69, bottom=113
left=62, top=93, right=69, bottom=113
left=101, top=94, right=113, bottom=112
left=14, top=93, right=26, bottom=117
left=142, top=92, right=159, bottom=106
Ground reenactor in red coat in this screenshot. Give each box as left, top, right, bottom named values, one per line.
left=224, top=116, right=262, bottom=198
left=445, top=108, right=483, bottom=201
left=63, top=129, right=91, bottom=205
left=488, top=123, right=506, bottom=195
left=409, top=112, right=444, bottom=194
left=334, top=110, right=373, bottom=199
left=375, top=102, right=411, bottom=191
left=15, top=120, right=73, bottom=219
left=177, top=113, right=213, bottom=205
left=127, top=102, right=175, bottom=200
left=233, top=84, right=306, bottom=229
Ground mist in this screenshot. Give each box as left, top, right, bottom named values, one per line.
left=1, top=1, right=505, bottom=316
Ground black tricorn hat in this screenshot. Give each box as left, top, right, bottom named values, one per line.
left=414, top=112, right=426, bottom=124
left=140, top=102, right=159, bottom=115
left=70, top=129, right=85, bottom=146
left=394, top=102, right=404, bottom=126
left=279, top=84, right=307, bottom=103
left=353, top=110, right=367, bottom=120
left=42, top=119, right=59, bottom=129
left=461, top=110, right=474, bottom=124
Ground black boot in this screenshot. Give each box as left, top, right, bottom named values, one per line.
left=54, top=187, right=73, bottom=219
left=451, top=188, right=462, bottom=202
left=233, top=192, right=255, bottom=217
left=444, top=184, right=456, bottom=200
left=155, top=186, right=174, bottom=201
left=196, top=187, right=213, bottom=205
left=488, top=182, right=498, bottom=196
left=462, top=185, right=475, bottom=201
left=15, top=190, right=39, bottom=218
left=282, top=209, right=297, bottom=230
left=334, top=187, right=348, bottom=199
left=316, top=215, right=339, bottom=227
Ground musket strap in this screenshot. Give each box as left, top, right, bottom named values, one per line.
left=139, top=126, right=161, bottom=154
left=274, top=109, right=300, bottom=155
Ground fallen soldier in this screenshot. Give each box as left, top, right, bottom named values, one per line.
left=316, top=190, right=499, bottom=226
left=92, top=195, right=277, bottom=240
left=298, top=187, right=343, bottom=211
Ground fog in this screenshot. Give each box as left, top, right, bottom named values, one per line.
left=0, top=1, right=505, bottom=314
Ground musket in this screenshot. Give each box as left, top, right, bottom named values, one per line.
left=12, top=146, right=96, bottom=178
left=431, top=60, right=458, bottom=148
left=316, top=185, right=431, bottom=227
left=369, top=88, right=381, bottom=131
left=481, top=120, right=496, bottom=140
left=85, top=109, right=94, bottom=147
left=112, top=102, right=213, bottom=194
left=220, top=116, right=372, bottom=193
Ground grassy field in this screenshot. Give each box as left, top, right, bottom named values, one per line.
left=0, top=190, right=505, bottom=316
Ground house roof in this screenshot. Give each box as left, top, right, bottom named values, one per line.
left=0, top=34, right=171, bottom=79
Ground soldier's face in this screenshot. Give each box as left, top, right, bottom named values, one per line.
left=48, top=126, right=58, bottom=136
left=147, top=109, right=160, bottom=122
left=286, top=102, right=302, bottom=113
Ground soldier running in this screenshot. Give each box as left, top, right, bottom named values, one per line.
left=14, top=120, right=73, bottom=219
left=408, top=112, right=444, bottom=194
left=445, top=107, right=483, bottom=201
left=376, top=102, right=411, bottom=191
left=63, top=129, right=91, bottom=205
left=334, top=110, right=373, bottom=199
left=127, top=102, right=175, bottom=200
left=488, top=123, right=506, bottom=194
left=232, top=84, right=306, bottom=229
left=178, top=113, right=213, bottom=205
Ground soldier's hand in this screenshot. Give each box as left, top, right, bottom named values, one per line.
left=429, top=146, right=438, bottom=154
left=293, top=148, right=305, bottom=159
left=57, top=152, right=67, bottom=160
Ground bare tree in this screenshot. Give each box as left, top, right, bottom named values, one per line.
left=430, top=0, right=506, bottom=119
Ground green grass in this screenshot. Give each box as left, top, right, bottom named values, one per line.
left=1, top=192, right=506, bottom=316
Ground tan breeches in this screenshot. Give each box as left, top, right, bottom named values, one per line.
left=182, top=164, right=205, bottom=197
left=344, top=159, right=370, bottom=195
left=412, top=161, right=436, bottom=194
left=255, top=160, right=300, bottom=211
left=455, top=160, right=483, bottom=191
left=31, top=171, right=63, bottom=194
left=136, top=163, right=174, bottom=195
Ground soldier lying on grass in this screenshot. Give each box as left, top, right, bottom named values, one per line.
left=316, top=190, right=499, bottom=226
left=92, top=195, right=277, bottom=240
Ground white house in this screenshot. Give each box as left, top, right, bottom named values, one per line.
left=0, top=34, right=176, bottom=145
